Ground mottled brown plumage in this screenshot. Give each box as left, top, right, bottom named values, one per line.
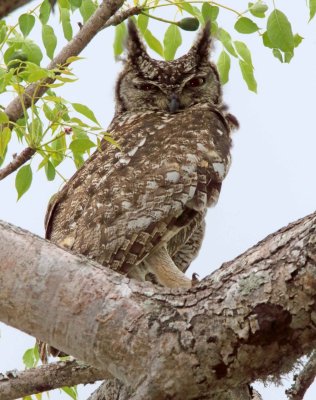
left=40, top=19, right=238, bottom=361
left=45, top=21, right=237, bottom=289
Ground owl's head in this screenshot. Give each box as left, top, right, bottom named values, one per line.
left=115, top=20, right=222, bottom=114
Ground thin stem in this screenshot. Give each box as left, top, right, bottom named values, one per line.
left=141, top=11, right=178, bottom=25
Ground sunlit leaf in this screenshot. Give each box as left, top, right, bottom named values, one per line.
left=234, top=17, right=259, bottom=34
left=217, top=50, right=230, bottom=84
left=202, top=3, right=219, bottom=22
left=294, top=34, right=304, bottom=48
left=267, top=10, right=294, bottom=52
left=19, top=14, right=35, bottom=37
left=45, top=160, right=56, bottom=180
left=70, top=138, right=96, bottom=153
left=143, top=29, right=163, bottom=57
left=137, top=13, right=148, bottom=34
left=309, top=0, right=316, bottom=21
left=72, top=103, right=100, bottom=125
left=218, top=28, right=237, bottom=57
left=79, top=0, right=97, bottom=23
left=234, top=41, right=253, bottom=66
left=0, top=111, right=9, bottom=123
left=42, top=25, right=57, bottom=59
left=16, top=164, right=32, bottom=200
left=39, top=0, right=51, bottom=24
left=239, top=60, right=257, bottom=92
left=0, top=126, right=11, bottom=158
left=164, top=25, right=182, bottom=61
left=21, top=40, right=43, bottom=65
left=113, top=22, right=127, bottom=58
left=248, top=1, right=268, bottom=18
left=61, top=385, right=78, bottom=400
left=272, top=48, right=283, bottom=63
left=60, top=8, right=73, bottom=41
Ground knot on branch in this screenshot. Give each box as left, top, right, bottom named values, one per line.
left=248, top=303, right=292, bottom=345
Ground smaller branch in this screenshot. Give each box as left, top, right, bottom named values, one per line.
left=0, top=0, right=31, bottom=19
left=286, top=352, right=316, bottom=400
left=0, top=359, right=108, bottom=400
left=102, top=5, right=143, bottom=29
left=0, top=147, right=35, bottom=181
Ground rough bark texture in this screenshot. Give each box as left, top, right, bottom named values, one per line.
left=0, top=0, right=32, bottom=19
left=0, top=211, right=315, bottom=399
left=0, top=360, right=107, bottom=400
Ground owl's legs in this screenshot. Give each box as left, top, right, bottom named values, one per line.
left=142, top=245, right=192, bottom=289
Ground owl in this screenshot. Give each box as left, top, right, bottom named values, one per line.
left=45, top=20, right=238, bottom=291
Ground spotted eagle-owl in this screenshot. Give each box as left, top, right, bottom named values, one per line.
left=45, top=20, right=238, bottom=291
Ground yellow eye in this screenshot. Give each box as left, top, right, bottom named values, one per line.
left=187, top=77, right=206, bottom=87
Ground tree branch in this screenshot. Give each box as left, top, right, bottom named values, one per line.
left=286, top=351, right=316, bottom=400
left=0, top=360, right=107, bottom=400
left=0, top=211, right=315, bottom=399
left=0, top=0, right=126, bottom=181
left=0, top=0, right=32, bottom=19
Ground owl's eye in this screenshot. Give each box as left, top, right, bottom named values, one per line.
left=187, top=77, right=206, bottom=88
left=135, top=83, right=156, bottom=91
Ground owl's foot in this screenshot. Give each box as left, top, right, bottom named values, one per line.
left=142, top=245, right=192, bottom=289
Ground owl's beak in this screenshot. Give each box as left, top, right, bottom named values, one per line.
left=169, top=94, right=180, bottom=113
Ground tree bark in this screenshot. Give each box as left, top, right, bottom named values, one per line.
left=0, top=0, right=33, bottom=19
left=0, top=211, right=315, bottom=399
left=0, top=360, right=107, bottom=400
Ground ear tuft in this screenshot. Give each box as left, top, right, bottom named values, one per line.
left=190, top=21, right=212, bottom=63
left=127, top=19, right=149, bottom=62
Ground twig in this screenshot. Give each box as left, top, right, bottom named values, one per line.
left=0, top=359, right=108, bottom=400
left=286, top=351, right=316, bottom=400
left=0, top=147, right=35, bottom=181
left=102, top=5, right=142, bottom=29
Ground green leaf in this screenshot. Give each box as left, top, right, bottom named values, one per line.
left=272, top=48, right=283, bottom=63
left=43, top=103, right=55, bottom=120
left=294, top=34, right=303, bottom=48
left=143, top=29, right=164, bottom=57
left=58, top=0, right=70, bottom=8
left=217, top=50, right=230, bottom=84
left=0, top=126, right=11, bottom=158
left=21, top=40, right=43, bottom=65
left=202, top=3, right=219, bottom=22
left=309, top=0, right=316, bottom=21
left=177, top=18, right=199, bottom=31
left=60, top=8, right=73, bottom=41
left=72, top=103, right=99, bottom=125
left=39, top=0, right=51, bottom=24
left=0, top=20, right=8, bottom=44
left=262, top=31, right=273, bottom=48
left=267, top=9, right=294, bottom=52
left=137, top=14, right=148, bottom=34
left=234, top=41, right=253, bottom=66
left=113, top=22, right=127, bottom=58
left=16, top=164, right=32, bottom=200
left=45, top=160, right=56, bottom=180
left=0, top=111, right=9, bottom=123
left=19, top=14, right=35, bottom=37
left=70, top=138, right=96, bottom=153
left=248, top=1, right=268, bottom=18
left=79, top=0, right=97, bottom=23
left=23, top=348, right=36, bottom=369
left=284, top=51, right=294, bottom=63
left=61, top=386, right=78, bottom=400
left=29, top=118, right=43, bottom=145
left=218, top=28, right=237, bottom=57
left=70, top=0, right=82, bottom=9
left=163, top=25, right=182, bottom=61
left=42, top=25, right=57, bottom=59
left=234, top=17, right=259, bottom=34
left=239, top=60, right=257, bottom=92
left=179, top=2, right=202, bottom=20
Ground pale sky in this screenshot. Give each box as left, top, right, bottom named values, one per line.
left=0, top=1, right=315, bottom=399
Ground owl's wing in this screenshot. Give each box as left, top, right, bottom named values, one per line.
left=46, top=106, right=232, bottom=275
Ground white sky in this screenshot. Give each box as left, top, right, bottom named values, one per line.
left=0, top=1, right=315, bottom=399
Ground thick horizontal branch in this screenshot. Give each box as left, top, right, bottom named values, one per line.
left=0, top=360, right=107, bottom=400
left=0, top=211, right=316, bottom=399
